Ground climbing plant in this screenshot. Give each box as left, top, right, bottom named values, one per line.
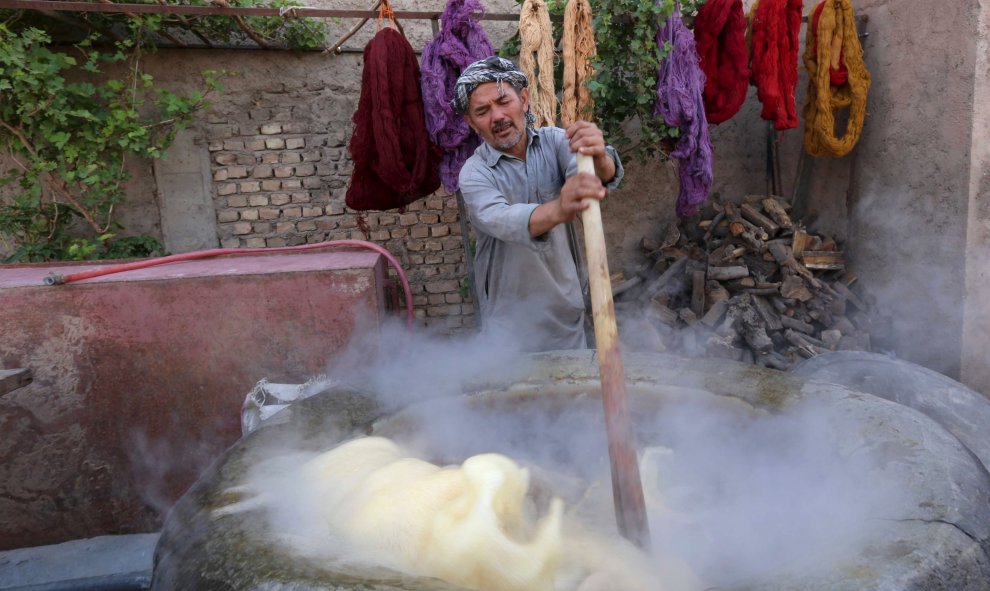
left=502, top=0, right=706, bottom=160
left=0, top=22, right=223, bottom=262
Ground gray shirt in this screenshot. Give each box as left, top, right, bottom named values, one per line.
left=458, top=126, right=624, bottom=351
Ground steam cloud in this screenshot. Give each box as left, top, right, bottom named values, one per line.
left=223, top=310, right=902, bottom=590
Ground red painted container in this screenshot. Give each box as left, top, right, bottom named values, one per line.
left=0, top=251, right=390, bottom=550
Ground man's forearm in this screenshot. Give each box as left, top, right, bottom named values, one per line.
left=528, top=200, right=566, bottom=237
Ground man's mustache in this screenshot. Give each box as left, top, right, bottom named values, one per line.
left=492, top=120, right=514, bottom=133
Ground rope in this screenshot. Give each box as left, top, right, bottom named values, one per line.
left=560, top=0, right=596, bottom=126
left=519, top=0, right=558, bottom=127
left=692, top=0, right=750, bottom=124
left=802, top=0, right=870, bottom=157
left=420, top=0, right=494, bottom=192
left=749, top=0, right=803, bottom=130
left=655, top=1, right=713, bottom=218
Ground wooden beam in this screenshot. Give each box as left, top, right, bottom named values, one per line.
left=0, top=0, right=551, bottom=21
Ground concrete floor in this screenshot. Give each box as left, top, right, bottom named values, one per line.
left=0, top=534, right=158, bottom=591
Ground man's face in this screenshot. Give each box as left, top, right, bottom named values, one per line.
left=464, top=82, right=529, bottom=154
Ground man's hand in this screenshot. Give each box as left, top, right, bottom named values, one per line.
left=557, top=172, right=607, bottom=222
left=529, top=172, right=606, bottom=236
left=565, top=121, right=616, bottom=184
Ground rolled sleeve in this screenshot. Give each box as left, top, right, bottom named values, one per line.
left=603, top=145, right=624, bottom=191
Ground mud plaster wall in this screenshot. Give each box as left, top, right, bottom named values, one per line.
left=837, top=0, right=988, bottom=394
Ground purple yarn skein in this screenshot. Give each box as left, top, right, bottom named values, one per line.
left=655, top=3, right=714, bottom=217
left=420, top=0, right=494, bottom=192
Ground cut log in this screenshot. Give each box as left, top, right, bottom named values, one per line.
left=726, top=277, right=757, bottom=290
left=780, top=315, right=815, bottom=335
left=640, top=236, right=660, bottom=253
left=800, top=251, right=845, bottom=271
left=831, top=280, right=866, bottom=310
left=706, top=280, right=730, bottom=303
left=679, top=307, right=699, bottom=326
left=707, top=265, right=750, bottom=281
left=761, top=197, right=793, bottom=230
left=740, top=203, right=780, bottom=236
left=752, top=295, right=783, bottom=331
left=612, top=275, right=643, bottom=298
left=646, top=299, right=679, bottom=327
left=701, top=299, right=730, bottom=326
left=691, top=270, right=706, bottom=316
left=660, top=224, right=681, bottom=249
left=791, top=229, right=811, bottom=256
left=767, top=241, right=821, bottom=287
left=781, top=275, right=814, bottom=302
left=639, top=256, right=688, bottom=302
left=821, top=329, right=842, bottom=349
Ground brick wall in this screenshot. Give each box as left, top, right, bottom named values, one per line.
left=203, top=97, right=476, bottom=333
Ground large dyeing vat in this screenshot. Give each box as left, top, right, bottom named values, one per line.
left=152, top=351, right=990, bottom=590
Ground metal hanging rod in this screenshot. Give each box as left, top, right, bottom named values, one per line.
left=0, top=0, right=534, bottom=21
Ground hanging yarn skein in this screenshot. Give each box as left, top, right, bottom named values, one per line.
left=802, top=0, right=870, bottom=157
left=655, top=1, right=713, bottom=218
left=519, top=0, right=558, bottom=127
left=561, top=0, right=596, bottom=126
left=749, top=0, right=804, bottom=130
left=693, top=0, right=750, bottom=124
left=346, top=26, right=442, bottom=211
left=420, top=0, right=494, bottom=192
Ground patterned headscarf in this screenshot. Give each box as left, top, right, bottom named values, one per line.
left=451, top=56, right=533, bottom=124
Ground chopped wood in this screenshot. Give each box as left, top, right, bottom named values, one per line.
left=691, top=270, right=706, bottom=316
left=727, top=277, right=757, bottom=290
left=743, top=287, right=781, bottom=296
left=780, top=315, right=815, bottom=335
left=780, top=275, right=814, bottom=302
left=704, top=211, right=726, bottom=240
left=706, top=281, right=730, bottom=304
left=830, top=280, right=866, bottom=310
left=707, top=333, right=742, bottom=360
left=701, top=299, right=729, bottom=326
left=800, top=251, right=845, bottom=270
left=646, top=299, right=679, bottom=326
left=707, top=265, right=749, bottom=281
left=831, top=316, right=856, bottom=335
left=820, top=329, right=842, bottom=349
left=660, top=224, right=681, bottom=249
left=679, top=308, right=699, bottom=326
left=612, top=275, right=643, bottom=298
left=613, top=197, right=885, bottom=370
left=752, top=295, right=783, bottom=331
left=761, top=198, right=793, bottom=230
left=740, top=203, right=780, bottom=236
left=784, top=329, right=828, bottom=356
left=639, top=256, right=688, bottom=302
left=791, top=229, right=811, bottom=256
left=0, top=368, right=32, bottom=396
left=767, top=241, right=820, bottom=287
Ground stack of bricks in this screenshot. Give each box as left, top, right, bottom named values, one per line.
left=205, top=105, right=475, bottom=333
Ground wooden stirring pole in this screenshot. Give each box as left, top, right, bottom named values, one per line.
left=576, top=153, right=651, bottom=548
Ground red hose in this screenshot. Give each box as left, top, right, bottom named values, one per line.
left=44, top=240, right=415, bottom=328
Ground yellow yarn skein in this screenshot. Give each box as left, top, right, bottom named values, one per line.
left=802, top=0, right=871, bottom=157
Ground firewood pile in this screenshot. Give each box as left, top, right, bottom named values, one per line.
left=611, top=196, right=891, bottom=370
